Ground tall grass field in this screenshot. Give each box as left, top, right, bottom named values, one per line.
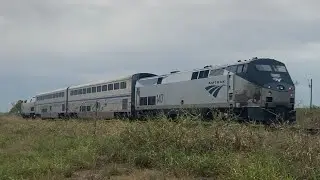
left=0, top=108, right=320, bottom=179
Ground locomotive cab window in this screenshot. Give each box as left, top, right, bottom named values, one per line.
left=255, top=64, right=272, bottom=71
left=191, top=72, right=199, bottom=80
left=273, top=65, right=287, bottom=72
left=226, top=65, right=237, bottom=73
left=198, top=70, right=209, bottom=79
left=237, top=64, right=248, bottom=73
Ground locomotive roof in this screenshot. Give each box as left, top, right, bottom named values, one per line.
left=138, top=57, right=283, bottom=80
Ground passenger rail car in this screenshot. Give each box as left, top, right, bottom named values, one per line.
left=21, top=98, right=36, bottom=118
left=20, top=57, right=296, bottom=123
left=22, top=73, right=157, bottom=120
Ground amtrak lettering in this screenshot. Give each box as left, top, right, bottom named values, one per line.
left=208, top=80, right=225, bottom=85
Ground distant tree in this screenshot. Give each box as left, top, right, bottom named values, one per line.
left=9, top=100, right=23, bottom=115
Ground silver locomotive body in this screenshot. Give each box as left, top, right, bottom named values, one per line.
left=135, top=57, right=296, bottom=123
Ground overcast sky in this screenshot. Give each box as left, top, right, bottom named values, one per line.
left=1, top=0, right=319, bottom=111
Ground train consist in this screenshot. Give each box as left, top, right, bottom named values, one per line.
left=20, top=57, right=296, bottom=123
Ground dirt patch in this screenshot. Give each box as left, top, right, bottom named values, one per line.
left=69, top=163, right=201, bottom=180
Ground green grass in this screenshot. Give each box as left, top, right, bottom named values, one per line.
left=0, top=109, right=320, bottom=179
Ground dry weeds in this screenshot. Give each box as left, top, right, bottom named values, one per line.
left=0, top=108, right=319, bottom=179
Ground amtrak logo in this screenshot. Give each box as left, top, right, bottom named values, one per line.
left=271, top=73, right=282, bottom=82
left=205, top=85, right=225, bottom=97
left=272, top=77, right=282, bottom=82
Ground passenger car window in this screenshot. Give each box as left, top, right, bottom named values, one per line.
left=114, top=83, right=120, bottom=90
left=108, top=84, right=113, bottom=91
left=92, top=87, right=97, bottom=93
left=97, top=86, right=101, bottom=92
left=102, top=85, right=108, bottom=91
left=120, top=82, right=127, bottom=89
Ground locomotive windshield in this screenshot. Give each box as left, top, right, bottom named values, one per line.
left=272, top=65, right=287, bottom=72
left=255, top=64, right=287, bottom=73
left=255, top=64, right=272, bottom=71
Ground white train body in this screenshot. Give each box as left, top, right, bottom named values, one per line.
left=67, top=76, right=132, bottom=119
left=35, top=88, right=68, bottom=118
left=19, top=58, right=296, bottom=123
left=21, top=98, right=36, bottom=118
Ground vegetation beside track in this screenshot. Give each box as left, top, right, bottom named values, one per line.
left=0, top=108, right=319, bottom=179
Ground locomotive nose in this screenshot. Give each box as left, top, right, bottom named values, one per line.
left=263, top=82, right=295, bottom=106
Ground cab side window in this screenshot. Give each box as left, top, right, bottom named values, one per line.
left=198, top=70, right=209, bottom=79
left=191, top=72, right=199, bottom=80
left=237, top=64, right=248, bottom=73
left=237, top=65, right=244, bottom=73
left=226, top=66, right=235, bottom=73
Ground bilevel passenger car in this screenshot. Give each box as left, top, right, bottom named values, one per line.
left=22, top=73, right=157, bottom=120
left=20, top=57, right=296, bottom=123
left=20, top=97, right=36, bottom=118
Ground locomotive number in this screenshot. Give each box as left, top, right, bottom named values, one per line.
left=156, top=94, right=164, bottom=104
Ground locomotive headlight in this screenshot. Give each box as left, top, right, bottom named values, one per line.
left=268, top=91, right=272, bottom=96
left=290, top=93, right=294, bottom=97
